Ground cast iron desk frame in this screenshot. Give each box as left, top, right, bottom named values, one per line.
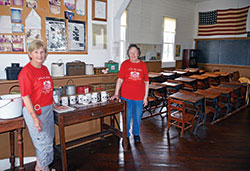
left=145, top=84, right=168, bottom=119
left=54, top=100, right=127, bottom=171
left=195, top=89, right=220, bottom=122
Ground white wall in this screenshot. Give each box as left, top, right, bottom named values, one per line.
left=0, top=0, right=126, bottom=79
left=194, top=0, right=250, bottom=39
left=126, top=0, right=196, bottom=67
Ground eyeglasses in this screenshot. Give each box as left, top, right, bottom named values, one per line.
left=129, top=51, right=138, bottom=55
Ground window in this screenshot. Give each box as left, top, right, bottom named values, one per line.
left=120, top=10, right=127, bottom=62
left=162, top=17, right=176, bottom=62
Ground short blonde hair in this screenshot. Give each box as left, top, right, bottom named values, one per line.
left=28, top=39, right=48, bottom=57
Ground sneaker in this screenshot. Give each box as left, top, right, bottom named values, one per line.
left=134, top=135, right=141, bottom=143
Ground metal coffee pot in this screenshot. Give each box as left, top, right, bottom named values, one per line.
left=65, top=79, right=76, bottom=96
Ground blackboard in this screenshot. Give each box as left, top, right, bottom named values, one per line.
left=196, top=39, right=250, bottom=66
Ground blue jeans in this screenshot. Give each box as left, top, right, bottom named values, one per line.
left=121, top=97, right=143, bottom=137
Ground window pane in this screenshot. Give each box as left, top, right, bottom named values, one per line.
left=162, top=44, right=174, bottom=62
left=121, top=10, right=127, bottom=26
left=169, top=44, right=174, bottom=60
left=163, top=33, right=175, bottom=43
left=120, top=27, right=126, bottom=41
left=164, top=17, right=176, bottom=32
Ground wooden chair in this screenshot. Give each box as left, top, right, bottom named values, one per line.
left=167, top=98, right=194, bottom=138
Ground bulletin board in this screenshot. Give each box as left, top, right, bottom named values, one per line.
left=0, top=0, right=88, bottom=54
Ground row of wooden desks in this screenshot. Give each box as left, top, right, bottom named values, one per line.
left=149, top=68, right=204, bottom=83
left=168, top=81, right=244, bottom=133
left=148, top=72, right=176, bottom=83
left=201, top=72, right=231, bottom=86
left=150, top=81, right=182, bottom=95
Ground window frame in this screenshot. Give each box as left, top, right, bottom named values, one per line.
left=162, top=17, right=176, bottom=63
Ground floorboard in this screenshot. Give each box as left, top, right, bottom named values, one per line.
left=10, top=105, right=250, bottom=171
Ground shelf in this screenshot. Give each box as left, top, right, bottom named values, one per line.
left=0, top=73, right=118, bottom=85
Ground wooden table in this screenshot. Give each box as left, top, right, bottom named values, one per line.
left=206, top=87, right=232, bottom=113
left=160, top=81, right=182, bottom=94
left=184, top=68, right=200, bottom=75
left=202, top=72, right=220, bottom=86
left=161, top=72, right=176, bottom=80
left=0, top=117, right=25, bottom=171
left=173, top=70, right=188, bottom=77
left=169, top=91, right=205, bottom=134
left=175, top=77, right=197, bottom=91
left=54, top=100, right=127, bottom=171
left=189, top=75, right=209, bottom=89
left=195, top=89, right=221, bottom=122
left=148, top=73, right=162, bottom=83
left=146, top=84, right=168, bottom=119
left=221, top=81, right=248, bottom=105
left=215, top=72, right=230, bottom=82
left=218, top=83, right=242, bottom=108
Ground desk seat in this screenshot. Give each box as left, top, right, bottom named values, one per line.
left=175, top=77, right=197, bottom=91
left=202, top=72, right=220, bottom=86
left=189, top=75, right=209, bottom=89
left=215, top=72, right=230, bottom=82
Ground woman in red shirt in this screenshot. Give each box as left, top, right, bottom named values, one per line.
left=18, top=39, right=59, bottom=171
left=111, top=44, right=149, bottom=143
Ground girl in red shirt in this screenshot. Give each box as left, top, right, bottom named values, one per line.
left=111, top=44, right=149, bottom=143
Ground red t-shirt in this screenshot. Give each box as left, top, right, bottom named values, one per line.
left=18, top=62, right=54, bottom=114
left=118, top=60, right=149, bottom=100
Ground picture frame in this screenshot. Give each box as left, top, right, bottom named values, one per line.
left=175, top=44, right=181, bottom=57
left=92, top=0, right=107, bottom=21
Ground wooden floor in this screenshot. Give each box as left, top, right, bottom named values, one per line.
left=15, top=105, right=250, bottom=171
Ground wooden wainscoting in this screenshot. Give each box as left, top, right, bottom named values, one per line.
left=145, top=61, right=162, bottom=72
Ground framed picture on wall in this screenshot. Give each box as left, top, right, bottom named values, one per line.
left=68, top=20, right=86, bottom=51
left=175, top=44, right=181, bottom=57
left=92, top=0, right=107, bottom=21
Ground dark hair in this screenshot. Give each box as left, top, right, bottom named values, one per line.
left=127, top=44, right=141, bottom=57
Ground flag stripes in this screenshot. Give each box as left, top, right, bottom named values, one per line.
left=198, top=6, right=249, bottom=36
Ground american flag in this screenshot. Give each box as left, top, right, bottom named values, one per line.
left=198, top=6, right=249, bottom=36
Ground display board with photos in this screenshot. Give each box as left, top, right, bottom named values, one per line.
left=0, top=0, right=88, bottom=54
